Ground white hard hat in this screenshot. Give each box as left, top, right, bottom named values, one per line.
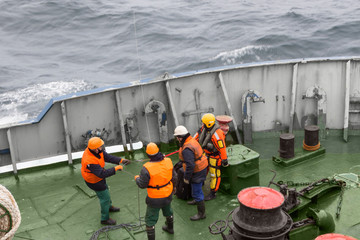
left=174, top=125, right=188, bottom=136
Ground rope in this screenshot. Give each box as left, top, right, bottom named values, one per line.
left=0, top=185, right=21, bottom=240
left=132, top=10, right=142, bottom=82
left=132, top=10, right=152, bottom=142
left=137, top=188, right=142, bottom=227
left=122, top=170, right=143, bottom=228
left=303, top=140, right=320, bottom=151
left=89, top=221, right=145, bottom=240
left=164, top=150, right=179, bottom=157
left=89, top=171, right=145, bottom=240
left=140, top=84, right=152, bottom=142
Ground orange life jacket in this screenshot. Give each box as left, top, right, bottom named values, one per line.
left=179, top=136, right=208, bottom=172
left=143, top=157, right=173, bottom=198
left=81, top=148, right=105, bottom=184
left=195, top=126, right=227, bottom=160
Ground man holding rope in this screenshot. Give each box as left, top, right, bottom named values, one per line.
left=81, top=137, right=130, bottom=225
left=135, top=142, right=177, bottom=240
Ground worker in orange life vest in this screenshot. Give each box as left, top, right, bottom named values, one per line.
left=175, top=125, right=208, bottom=221
left=194, top=113, right=229, bottom=201
left=135, top=142, right=177, bottom=240
left=81, top=137, right=130, bottom=225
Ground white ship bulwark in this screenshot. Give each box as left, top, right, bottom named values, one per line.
left=1, top=56, right=360, bottom=174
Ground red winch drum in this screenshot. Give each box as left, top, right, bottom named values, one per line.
left=229, top=186, right=293, bottom=240
left=315, top=233, right=358, bottom=240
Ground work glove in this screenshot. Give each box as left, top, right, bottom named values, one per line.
left=121, top=158, right=131, bottom=165
left=134, top=175, right=139, bottom=180
left=222, top=159, right=229, bottom=167
left=183, top=178, right=190, bottom=184
left=115, top=165, right=123, bottom=171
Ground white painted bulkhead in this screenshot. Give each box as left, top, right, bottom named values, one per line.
left=1, top=57, right=360, bottom=172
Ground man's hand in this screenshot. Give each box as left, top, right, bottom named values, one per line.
left=134, top=175, right=139, bottom=180
left=121, top=159, right=131, bottom=165
left=222, top=159, right=229, bottom=167
left=183, top=179, right=190, bottom=184
left=115, top=165, right=123, bottom=171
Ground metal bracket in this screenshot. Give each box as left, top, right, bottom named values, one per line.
left=180, top=88, right=214, bottom=128
left=182, top=107, right=214, bottom=117
left=145, top=100, right=168, bottom=143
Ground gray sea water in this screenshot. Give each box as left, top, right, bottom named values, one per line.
left=0, top=0, right=360, bottom=125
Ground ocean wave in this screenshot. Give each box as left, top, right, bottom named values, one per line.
left=1, top=0, right=360, bottom=125
left=211, top=45, right=269, bottom=65
left=0, top=80, right=94, bottom=125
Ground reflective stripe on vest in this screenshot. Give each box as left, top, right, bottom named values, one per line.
left=179, top=136, right=208, bottom=173
left=81, top=148, right=105, bottom=184
left=144, top=157, right=173, bottom=198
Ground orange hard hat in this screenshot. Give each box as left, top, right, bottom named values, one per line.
left=88, top=137, right=104, bottom=150
left=146, top=142, right=159, bottom=155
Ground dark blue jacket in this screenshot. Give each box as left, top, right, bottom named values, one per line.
left=182, top=148, right=207, bottom=184
left=85, top=150, right=122, bottom=191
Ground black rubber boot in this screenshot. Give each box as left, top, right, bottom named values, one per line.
left=101, top=218, right=116, bottom=225
left=190, top=201, right=206, bottom=221
left=162, top=215, right=174, bottom=234
left=204, top=191, right=216, bottom=201
left=187, top=199, right=196, bottom=205
left=146, top=225, right=155, bottom=240
left=109, top=205, right=120, bottom=212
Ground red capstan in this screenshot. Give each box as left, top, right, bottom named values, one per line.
left=215, top=115, right=233, bottom=135
left=315, top=233, right=358, bottom=240
left=238, top=187, right=284, bottom=209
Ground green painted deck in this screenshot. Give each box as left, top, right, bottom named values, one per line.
left=2, top=135, right=360, bottom=240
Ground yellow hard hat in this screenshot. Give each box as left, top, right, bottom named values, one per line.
left=146, top=142, right=159, bottom=155
left=202, top=113, right=215, bottom=128
left=88, top=137, right=104, bottom=150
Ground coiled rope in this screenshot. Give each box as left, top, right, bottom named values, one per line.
left=89, top=170, right=145, bottom=240
left=0, top=185, right=21, bottom=240
left=89, top=220, right=145, bottom=240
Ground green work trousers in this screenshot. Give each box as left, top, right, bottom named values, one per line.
left=95, top=188, right=112, bottom=221
left=145, top=204, right=173, bottom=227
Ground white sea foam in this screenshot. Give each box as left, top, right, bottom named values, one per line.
left=0, top=111, right=28, bottom=126
left=211, top=45, right=268, bottom=65
left=0, top=80, right=93, bottom=125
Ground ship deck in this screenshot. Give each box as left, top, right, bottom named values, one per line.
left=2, top=134, right=360, bottom=240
